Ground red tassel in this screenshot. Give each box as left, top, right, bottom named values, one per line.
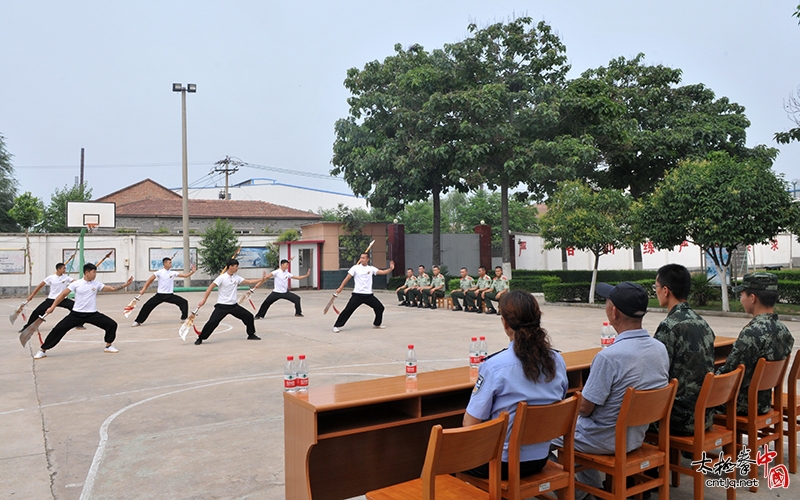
left=193, top=325, right=202, bottom=336
left=249, top=299, right=255, bottom=310
left=37, top=330, right=43, bottom=345
left=22, top=312, right=27, bottom=321
left=332, top=305, right=340, bottom=314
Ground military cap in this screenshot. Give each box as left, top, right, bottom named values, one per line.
left=732, top=272, right=778, bottom=293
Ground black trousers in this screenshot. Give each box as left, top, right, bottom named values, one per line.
left=256, top=291, right=302, bottom=317
left=134, top=293, right=189, bottom=323
left=41, top=311, right=117, bottom=351
left=334, top=293, right=384, bottom=328
left=421, top=289, right=444, bottom=306
left=23, top=298, right=75, bottom=329
left=199, top=303, right=255, bottom=340
left=463, top=456, right=548, bottom=480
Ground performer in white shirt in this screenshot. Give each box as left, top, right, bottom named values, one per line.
left=255, top=259, right=311, bottom=319
left=195, top=259, right=267, bottom=345
left=34, top=263, right=134, bottom=359
left=132, top=257, right=196, bottom=326
left=332, top=253, right=394, bottom=333
left=20, top=262, right=85, bottom=331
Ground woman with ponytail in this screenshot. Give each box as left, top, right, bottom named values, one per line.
left=462, top=290, right=568, bottom=479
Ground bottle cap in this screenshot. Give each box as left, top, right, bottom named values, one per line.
left=471, top=337, right=477, bottom=341
left=299, top=354, right=306, bottom=359
left=287, top=355, right=294, bottom=360
left=408, top=344, right=414, bottom=349
left=603, top=321, right=609, bottom=326
left=480, top=336, right=485, bottom=340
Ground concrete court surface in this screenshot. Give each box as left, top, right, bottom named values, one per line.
left=2, top=289, right=800, bottom=500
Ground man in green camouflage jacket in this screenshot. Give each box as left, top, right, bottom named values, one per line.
left=482, top=266, right=509, bottom=316
left=451, top=267, right=475, bottom=312
left=421, top=265, right=446, bottom=309
left=718, top=272, right=794, bottom=415
left=653, top=264, right=716, bottom=435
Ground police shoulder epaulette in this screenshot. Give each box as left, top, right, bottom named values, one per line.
left=484, top=347, right=507, bottom=361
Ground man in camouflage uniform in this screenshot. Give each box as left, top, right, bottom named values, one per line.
left=421, top=265, right=446, bottom=309
left=407, top=265, right=430, bottom=308
left=718, top=272, right=794, bottom=415
left=653, top=264, right=716, bottom=435
left=451, top=267, right=475, bottom=312
left=395, top=268, right=417, bottom=306
left=482, top=266, right=509, bottom=316
left=469, top=266, right=493, bottom=313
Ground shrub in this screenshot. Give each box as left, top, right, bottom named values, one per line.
left=689, top=273, right=720, bottom=306
left=387, top=276, right=405, bottom=290
left=198, top=219, right=239, bottom=276
left=542, top=282, right=599, bottom=303
left=448, top=278, right=461, bottom=291
left=509, top=276, right=561, bottom=293
left=513, top=270, right=657, bottom=283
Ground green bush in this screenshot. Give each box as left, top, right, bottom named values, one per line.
left=513, top=270, right=657, bottom=283
left=509, top=276, right=561, bottom=293
left=542, top=282, right=600, bottom=303
left=387, top=276, right=405, bottom=290
left=688, top=273, right=720, bottom=306
left=777, top=280, right=800, bottom=304
left=448, top=278, right=462, bottom=291
left=769, top=270, right=800, bottom=282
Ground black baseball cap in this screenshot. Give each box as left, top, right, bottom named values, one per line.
left=596, top=282, right=648, bottom=318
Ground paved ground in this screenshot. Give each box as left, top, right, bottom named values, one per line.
left=2, top=289, right=800, bottom=499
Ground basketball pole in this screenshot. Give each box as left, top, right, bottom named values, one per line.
left=79, top=227, right=86, bottom=276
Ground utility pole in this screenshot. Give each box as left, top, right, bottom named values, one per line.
left=80, top=148, right=85, bottom=186
left=213, top=156, right=244, bottom=200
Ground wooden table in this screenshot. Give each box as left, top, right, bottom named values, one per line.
left=284, top=335, right=738, bottom=500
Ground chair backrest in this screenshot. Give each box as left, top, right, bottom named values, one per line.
left=511, top=393, right=582, bottom=448
left=616, top=379, right=678, bottom=453
left=748, top=357, right=789, bottom=415
left=787, top=354, right=800, bottom=410
left=696, top=365, right=744, bottom=432
left=421, top=412, right=509, bottom=499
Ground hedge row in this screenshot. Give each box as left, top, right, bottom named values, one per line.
left=542, top=279, right=656, bottom=303
left=509, top=276, right=562, bottom=293
left=513, top=270, right=657, bottom=283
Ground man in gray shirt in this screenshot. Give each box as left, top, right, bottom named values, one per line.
left=556, top=281, right=670, bottom=499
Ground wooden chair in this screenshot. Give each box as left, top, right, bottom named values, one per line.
left=573, top=379, right=678, bottom=500
left=366, top=412, right=509, bottom=500
left=659, top=365, right=743, bottom=500
left=457, top=394, right=582, bottom=499
left=782, top=353, right=800, bottom=474
left=714, top=357, right=789, bottom=492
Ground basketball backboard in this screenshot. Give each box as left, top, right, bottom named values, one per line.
left=66, top=201, right=116, bottom=229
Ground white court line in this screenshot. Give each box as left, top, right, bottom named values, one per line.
left=78, top=370, right=398, bottom=499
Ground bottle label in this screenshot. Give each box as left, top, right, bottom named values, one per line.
left=469, top=355, right=480, bottom=365
left=297, top=376, right=309, bottom=387
left=284, top=376, right=296, bottom=388
left=406, top=363, right=417, bottom=374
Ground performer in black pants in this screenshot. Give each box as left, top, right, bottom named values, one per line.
left=332, top=253, right=394, bottom=333
left=255, top=259, right=311, bottom=319
left=132, top=257, right=196, bottom=326
left=195, top=259, right=266, bottom=345
left=34, top=263, right=134, bottom=359
left=21, top=262, right=86, bottom=331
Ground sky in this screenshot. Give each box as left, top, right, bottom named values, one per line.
left=2, top=1, right=800, bottom=206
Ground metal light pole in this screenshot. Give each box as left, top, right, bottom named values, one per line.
left=173, top=83, right=196, bottom=287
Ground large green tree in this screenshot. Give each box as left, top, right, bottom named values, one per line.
left=332, top=44, right=463, bottom=267
left=9, top=192, right=45, bottom=291
left=445, top=18, right=598, bottom=270
left=635, top=151, right=797, bottom=312
left=539, top=180, right=631, bottom=303
left=583, top=54, right=754, bottom=267
left=198, top=219, right=240, bottom=276
left=42, top=183, right=93, bottom=233
left=0, top=134, right=19, bottom=232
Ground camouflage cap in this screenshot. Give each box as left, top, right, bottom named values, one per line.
left=732, top=272, right=778, bottom=293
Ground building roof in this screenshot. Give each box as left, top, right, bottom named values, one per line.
left=96, top=178, right=181, bottom=206
left=116, top=198, right=320, bottom=220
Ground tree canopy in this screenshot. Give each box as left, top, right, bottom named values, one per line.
left=198, top=219, right=240, bottom=276
left=539, top=180, right=631, bottom=302
left=42, top=183, right=93, bottom=233
left=9, top=192, right=44, bottom=232
left=0, top=134, right=19, bottom=232
left=635, top=151, right=797, bottom=311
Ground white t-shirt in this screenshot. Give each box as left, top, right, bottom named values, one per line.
left=44, top=274, right=73, bottom=299
left=348, top=264, right=378, bottom=294
left=272, top=269, right=292, bottom=293
left=68, top=279, right=105, bottom=313
left=214, top=273, right=244, bottom=305
left=154, top=268, right=180, bottom=294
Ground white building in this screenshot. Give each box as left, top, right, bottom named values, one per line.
left=179, top=178, right=368, bottom=213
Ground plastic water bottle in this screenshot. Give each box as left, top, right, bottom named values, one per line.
left=479, top=336, right=488, bottom=363
left=406, top=344, right=417, bottom=378
left=296, top=354, right=309, bottom=392
left=469, top=337, right=480, bottom=367
left=608, top=324, right=617, bottom=346
left=284, top=355, right=297, bottom=392
left=601, top=322, right=611, bottom=348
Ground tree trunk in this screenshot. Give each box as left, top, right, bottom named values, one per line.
left=25, top=229, right=32, bottom=294
left=432, top=187, right=441, bottom=267
left=632, top=244, right=643, bottom=270
left=589, top=252, right=599, bottom=304
left=501, top=181, right=510, bottom=265
left=715, top=263, right=730, bottom=312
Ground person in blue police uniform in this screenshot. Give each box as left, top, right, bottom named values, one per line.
left=462, top=290, right=569, bottom=480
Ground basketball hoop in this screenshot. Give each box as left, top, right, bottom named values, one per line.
left=86, top=223, right=98, bottom=233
